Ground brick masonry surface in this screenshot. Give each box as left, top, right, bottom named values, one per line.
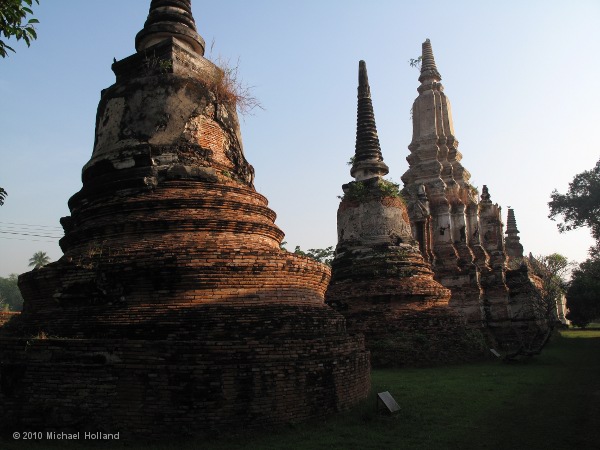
left=0, top=35, right=370, bottom=437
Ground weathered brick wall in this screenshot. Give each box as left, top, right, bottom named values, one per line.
left=342, top=301, right=487, bottom=367
left=1, top=37, right=371, bottom=437
left=0, top=332, right=370, bottom=438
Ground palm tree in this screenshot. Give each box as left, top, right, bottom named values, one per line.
left=28, top=251, right=50, bottom=269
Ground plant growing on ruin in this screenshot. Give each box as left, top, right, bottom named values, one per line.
left=339, top=178, right=404, bottom=203
left=409, top=56, right=422, bottom=70
left=408, top=56, right=422, bottom=119
left=378, top=178, right=403, bottom=199
left=210, top=56, right=263, bottom=116
left=143, top=53, right=173, bottom=74
left=0, top=0, right=39, bottom=58
left=340, top=181, right=368, bottom=202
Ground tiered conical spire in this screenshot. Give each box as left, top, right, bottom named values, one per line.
left=506, top=208, right=520, bottom=235
left=505, top=208, right=524, bottom=260
left=135, top=0, right=205, bottom=55
left=350, top=60, right=389, bottom=181
left=419, top=39, right=441, bottom=83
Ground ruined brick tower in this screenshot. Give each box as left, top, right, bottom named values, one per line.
left=402, top=40, right=544, bottom=347
left=326, top=61, right=485, bottom=367
left=0, top=1, right=369, bottom=436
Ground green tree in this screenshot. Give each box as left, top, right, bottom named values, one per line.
left=0, top=274, right=24, bottom=311
left=0, top=293, right=9, bottom=312
left=529, top=253, right=572, bottom=322
left=0, top=186, right=6, bottom=206
left=0, top=0, right=39, bottom=58
left=566, top=257, right=600, bottom=328
left=548, top=158, right=600, bottom=244
left=28, top=251, right=50, bottom=269
left=293, top=246, right=335, bottom=267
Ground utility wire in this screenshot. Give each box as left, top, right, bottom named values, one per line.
left=0, top=226, right=62, bottom=234
left=0, top=236, right=58, bottom=243
left=0, top=221, right=62, bottom=230
left=0, top=231, right=62, bottom=239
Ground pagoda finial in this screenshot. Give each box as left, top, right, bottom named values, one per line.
left=350, top=61, right=389, bottom=181
left=506, top=208, right=519, bottom=235
left=135, top=0, right=205, bottom=56
left=505, top=208, right=524, bottom=260
left=358, top=60, right=371, bottom=99
left=419, top=39, right=442, bottom=83
left=480, top=185, right=492, bottom=204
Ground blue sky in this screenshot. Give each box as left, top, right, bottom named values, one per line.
left=1, top=0, right=599, bottom=276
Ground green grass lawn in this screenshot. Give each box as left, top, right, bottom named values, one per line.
left=3, top=329, right=599, bottom=450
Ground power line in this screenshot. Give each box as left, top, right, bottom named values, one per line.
left=0, top=231, right=62, bottom=239
left=0, top=236, right=58, bottom=243
left=0, top=221, right=62, bottom=230
left=0, top=226, right=62, bottom=237
left=0, top=225, right=63, bottom=233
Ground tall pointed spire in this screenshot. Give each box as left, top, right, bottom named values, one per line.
left=135, top=0, right=205, bottom=55
left=419, top=39, right=441, bottom=83
left=506, top=208, right=519, bottom=234
left=505, top=208, right=524, bottom=261
left=350, top=60, right=389, bottom=181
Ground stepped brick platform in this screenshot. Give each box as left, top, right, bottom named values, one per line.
left=0, top=1, right=369, bottom=438
left=325, top=62, right=486, bottom=367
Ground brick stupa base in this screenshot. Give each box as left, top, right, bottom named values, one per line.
left=326, top=198, right=487, bottom=367
left=0, top=2, right=369, bottom=438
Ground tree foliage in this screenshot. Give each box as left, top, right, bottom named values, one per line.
left=0, top=186, right=6, bottom=206
left=28, top=251, right=50, bottom=269
left=526, top=253, right=572, bottom=325
left=0, top=0, right=39, bottom=58
left=0, top=274, right=24, bottom=311
left=294, top=246, right=334, bottom=267
left=567, top=257, right=600, bottom=328
left=548, top=158, right=600, bottom=243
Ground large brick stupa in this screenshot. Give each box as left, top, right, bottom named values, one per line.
left=0, top=0, right=369, bottom=437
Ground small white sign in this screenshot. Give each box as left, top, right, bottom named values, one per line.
left=377, top=391, right=400, bottom=413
